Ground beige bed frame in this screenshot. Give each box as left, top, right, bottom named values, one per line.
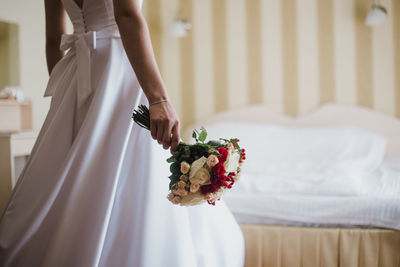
left=240, top=224, right=400, bottom=267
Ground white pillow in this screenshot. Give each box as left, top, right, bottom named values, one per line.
left=205, top=123, right=387, bottom=195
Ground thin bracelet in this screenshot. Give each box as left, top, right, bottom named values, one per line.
left=149, top=99, right=169, bottom=107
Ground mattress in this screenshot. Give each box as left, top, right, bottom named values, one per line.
left=198, top=120, right=400, bottom=230
left=240, top=224, right=400, bottom=267
left=223, top=158, right=400, bottom=230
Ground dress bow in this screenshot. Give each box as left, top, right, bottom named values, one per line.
left=60, top=31, right=97, bottom=109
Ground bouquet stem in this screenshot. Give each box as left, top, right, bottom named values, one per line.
left=132, top=105, right=151, bottom=130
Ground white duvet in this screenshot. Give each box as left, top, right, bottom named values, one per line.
left=205, top=123, right=400, bottom=229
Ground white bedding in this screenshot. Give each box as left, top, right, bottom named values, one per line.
left=223, top=158, right=400, bottom=230
left=204, top=123, right=400, bottom=230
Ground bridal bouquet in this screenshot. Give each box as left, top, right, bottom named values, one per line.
left=132, top=105, right=246, bottom=206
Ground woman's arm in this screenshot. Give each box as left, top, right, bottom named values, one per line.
left=113, top=0, right=180, bottom=152
left=44, top=0, right=67, bottom=74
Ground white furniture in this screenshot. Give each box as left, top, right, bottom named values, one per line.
left=0, top=100, right=32, bottom=132
left=0, top=131, right=37, bottom=213
left=0, top=99, right=36, bottom=213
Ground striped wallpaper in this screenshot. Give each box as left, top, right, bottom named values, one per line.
left=142, top=0, right=400, bottom=129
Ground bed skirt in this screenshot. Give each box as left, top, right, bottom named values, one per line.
left=240, top=224, right=400, bottom=267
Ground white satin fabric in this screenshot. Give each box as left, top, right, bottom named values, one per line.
left=0, top=0, right=245, bottom=266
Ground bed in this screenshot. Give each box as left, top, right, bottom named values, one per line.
left=184, top=104, right=400, bottom=267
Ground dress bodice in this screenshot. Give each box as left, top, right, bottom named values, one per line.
left=45, top=0, right=142, bottom=108
left=62, top=0, right=143, bottom=34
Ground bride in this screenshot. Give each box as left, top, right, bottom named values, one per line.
left=0, top=0, right=244, bottom=266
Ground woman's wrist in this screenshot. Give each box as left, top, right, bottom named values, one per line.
left=149, top=98, right=169, bottom=107
left=146, top=89, right=169, bottom=105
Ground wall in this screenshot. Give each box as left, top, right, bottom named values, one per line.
left=0, top=22, right=20, bottom=89
left=143, top=0, right=400, bottom=130
left=1, top=0, right=398, bottom=131
left=0, top=0, right=50, bottom=130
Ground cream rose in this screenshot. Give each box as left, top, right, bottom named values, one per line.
left=224, top=150, right=240, bottom=173
left=190, top=167, right=210, bottom=185
left=180, top=192, right=205, bottom=206
left=180, top=161, right=190, bottom=174
left=206, top=154, right=219, bottom=168
left=188, top=157, right=210, bottom=185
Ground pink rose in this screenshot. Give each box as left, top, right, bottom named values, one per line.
left=177, top=188, right=188, bottom=196
left=177, top=181, right=187, bottom=189
left=173, top=186, right=188, bottom=196
left=167, top=193, right=174, bottom=201
left=206, top=155, right=219, bottom=168
left=190, top=183, right=200, bottom=193
left=172, top=196, right=181, bottom=204
left=180, top=161, right=190, bottom=174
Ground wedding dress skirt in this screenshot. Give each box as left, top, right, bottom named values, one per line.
left=0, top=0, right=245, bottom=266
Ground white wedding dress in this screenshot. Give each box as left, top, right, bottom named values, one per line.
left=0, top=0, right=245, bottom=266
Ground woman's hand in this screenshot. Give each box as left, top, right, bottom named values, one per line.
left=149, top=102, right=180, bottom=153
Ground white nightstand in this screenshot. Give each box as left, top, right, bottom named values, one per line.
left=0, top=131, right=37, bottom=213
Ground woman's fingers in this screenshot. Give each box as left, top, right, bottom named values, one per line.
left=150, top=119, right=157, bottom=140
left=156, top=120, right=164, bottom=145
left=170, top=121, right=180, bottom=153
left=149, top=101, right=180, bottom=151
left=162, top=120, right=173, bottom=149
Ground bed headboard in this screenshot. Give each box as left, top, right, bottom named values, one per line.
left=184, top=104, right=400, bottom=158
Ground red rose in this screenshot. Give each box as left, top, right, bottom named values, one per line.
left=216, top=147, right=228, bottom=162
left=213, top=163, right=225, bottom=176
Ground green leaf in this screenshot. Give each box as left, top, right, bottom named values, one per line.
left=169, top=180, right=176, bottom=190
left=170, top=162, right=180, bottom=174
left=207, top=140, right=221, bottom=147
left=166, top=156, right=175, bottom=163
left=192, top=130, right=197, bottom=140
left=169, top=174, right=180, bottom=190
left=198, top=127, right=207, bottom=142
left=231, top=139, right=240, bottom=149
